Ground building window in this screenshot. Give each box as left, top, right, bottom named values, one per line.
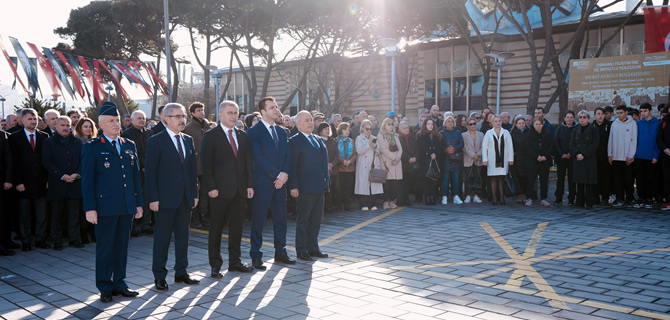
left=425, top=79, right=436, bottom=98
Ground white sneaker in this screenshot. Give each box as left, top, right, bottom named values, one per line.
left=473, top=195, right=482, bottom=203
left=453, top=195, right=463, bottom=205
left=441, top=196, right=448, bottom=205
left=361, top=207, right=369, bottom=211
left=371, top=206, right=378, bottom=211
left=464, top=195, right=471, bottom=203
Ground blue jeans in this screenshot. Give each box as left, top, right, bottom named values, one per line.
left=442, top=170, right=460, bottom=197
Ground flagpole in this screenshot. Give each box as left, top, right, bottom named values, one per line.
left=163, top=0, right=172, bottom=102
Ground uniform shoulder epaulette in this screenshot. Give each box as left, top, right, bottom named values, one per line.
left=87, top=137, right=101, bottom=144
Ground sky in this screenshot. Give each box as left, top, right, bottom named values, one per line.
left=0, top=0, right=631, bottom=118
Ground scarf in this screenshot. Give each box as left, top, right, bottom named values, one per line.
left=493, top=131, right=505, bottom=168
left=338, top=136, right=353, bottom=159
left=381, top=130, right=398, bottom=148
left=400, top=133, right=414, bottom=155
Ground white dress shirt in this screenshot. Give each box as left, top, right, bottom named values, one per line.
left=221, top=124, right=238, bottom=150
left=165, top=128, right=185, bottom=156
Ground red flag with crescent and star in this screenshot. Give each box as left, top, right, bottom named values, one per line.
left=54, top=50, right=86, bottom=99
left=644, top=6, right=670, bottom=53
left=78, top=57, right=104, bottom=105
left=26, top=42, right=63, bottom=97
left=0, top=35, right=30, bottom=96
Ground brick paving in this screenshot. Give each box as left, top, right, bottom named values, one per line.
left=1, top=197, right=669, bottom=319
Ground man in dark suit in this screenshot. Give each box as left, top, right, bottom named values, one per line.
left=201, top=101, right=255, bottom=277
left=247, top=96, right=294, bottom=270
left=289, top=111, right=330, bottom=261
left=42, top=116, right=83, bottom=250
left=145, top=103, right=200, bottom=291
left=122, top=110, right=154, bottom=236
left=9, top=108, right=49, bottom=251
left=0, top=129, right=14, bottom=256
left=81, top=102, right=144, bottom=303
left=43, top=109, right=60, bottom=136
left=7, top=111, right=23, bottom=134
left=183, top=101, right=212, bottom=228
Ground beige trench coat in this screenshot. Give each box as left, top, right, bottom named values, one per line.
left=377, top=132, right=403, bottom=180
left=354, top=134, right=384, bottom=195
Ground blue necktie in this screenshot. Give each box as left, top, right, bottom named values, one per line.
left=271, top=125, right=279, bottom=149
left=309, top=135, right=320, bottom=150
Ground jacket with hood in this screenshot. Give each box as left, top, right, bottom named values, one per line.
left=635, top=117, right=661, bottom=160
left=608, top=116, right=637, bottom=161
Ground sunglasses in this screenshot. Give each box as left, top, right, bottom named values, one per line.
left=467, top=123, right=476, bottom=126
left=578, top=116, right=588, bottom=119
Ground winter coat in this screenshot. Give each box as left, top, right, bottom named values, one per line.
left=510, top=127, right=530, bottom=171
left=608, top=116, right=637, bottom=161
left=441, top=128, right=464, bottom=172
left=482, top=128, right=514, bottom=176
left=570, top=124, right=599, bottom=184
left=336, top=136, right=357, bottom=173
left=377, top=131, right=403, bottom=180
left=593, top=120, right=612, bottom=161
left=554, top=121, right=577, bottom=157
left=657, top=117, right=670, bottom=160
left=417, top=133, right=444, bottom=176
left=462, top=130, right=483, bottom=167
left=399, top=133, right=419, bottom=174
left=526, top=128, right=553, bottom=170
left=354, top=134, right=384, bottom=195
left=183, top=118, right=211, bottom=175
left=636, top=117, right=661, bottom=160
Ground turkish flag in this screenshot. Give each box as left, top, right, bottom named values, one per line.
left=644, top=6, right=670, bottom=53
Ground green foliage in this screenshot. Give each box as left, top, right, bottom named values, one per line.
left=13, top=97, right=64, bottom=117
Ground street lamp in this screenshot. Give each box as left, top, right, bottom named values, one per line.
left=380, top=38, right=399, bottom=113
left=105, top=83, right=114, bottom=101
left=205, top=65, right=223, bottom=123
left=485, top=52, right=515, bottom=115
left=0, top=96, right=6, bottom=119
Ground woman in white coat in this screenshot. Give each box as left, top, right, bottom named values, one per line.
left=355, top=119, right=384, bottom=211
left=482, top=115, right=514, bottom=205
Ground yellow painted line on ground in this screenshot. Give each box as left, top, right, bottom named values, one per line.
left=480, top=222, right=569, bottom=310
left=531, top=236, right=620, bottom=261
left=633, top=310, right=670, bottom=320
left=319, top=207, right=404, bottom=246
left=506, top=222, right=548, bottom=288
left=540, top=247, right=670, bottom=260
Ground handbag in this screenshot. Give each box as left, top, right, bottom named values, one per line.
left=448, top=151, right=462, bottom=162
left=466, top=167, right=482, bottom=191
left=369, top=152, right=388, bottom=183
left=426, top=158, right=441, bottom=181
left=504, top=169, right=518, bottom=196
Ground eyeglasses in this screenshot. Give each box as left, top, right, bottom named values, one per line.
left=475, top=117, right=482, bottom=120
left=363, top=127, right=371, bottom=131
left=578, top=116, right=588, bottom=119
left=467, top=123, right=476, bottom=126
left=167, top=115, right=186, bottom=119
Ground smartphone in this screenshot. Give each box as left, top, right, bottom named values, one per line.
left=372, top=138, right=377, bottom=143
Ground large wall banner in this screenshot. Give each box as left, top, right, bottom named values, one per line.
left=568, top=51, right=670, bottom=110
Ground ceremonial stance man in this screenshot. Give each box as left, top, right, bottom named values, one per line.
left=82, top=102, right=143, bottom=302
left=247, top=96, right=294, bottom=270
left=289, top=111, right=330, bottom=261
left=201, top=101, right=254, bottom=277
left=145, top=103, right=200, bottom=291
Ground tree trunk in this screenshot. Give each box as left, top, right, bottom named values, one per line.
left=170, top=52, right=179, bottom=102
left=151, top=52, right=161, bottom=120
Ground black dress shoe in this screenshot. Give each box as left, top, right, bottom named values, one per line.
left=274, top=252, right=296, bottom=265
left=112, top=288, right=139, bottom=297
left=142, top=228, right=153, bottom=235
left=100, top=291, right=113, bottom=303
left=0, top=246, right=15, bottom=256
left=69, top=241, right=85, bottom=248
left=35, top=240, right=51, bottom=249
left=131, top=231, right=140, bottom=237
left=211, top=267, right=223, bottom=279
left=228, top=263, right=253, bottom=273
left=4, top=242, right=21, bottom=249
left=308, top=251, right=329, bottom=258
left=22, top=244, right=31, bottom=251
left=297, top=253, right=313, bottom=261
left=174, top=275, right=200, bottom=285
left=154, top=279, right=168, bottom=291
left=252, top=258, right=266, bottom=271
left=53, top=243, right=63, bottom=251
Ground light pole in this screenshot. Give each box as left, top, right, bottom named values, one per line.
left=0, top=96, right=5, bottom=119
left=380, top=38, right=399, bottom=113
left=105, top=83, right=114, bottom=101
left=485, top=52, right=515, bottom=115
left=205, top=65, right=223, bottom=123
left=163, top=0, right=172, bottom=102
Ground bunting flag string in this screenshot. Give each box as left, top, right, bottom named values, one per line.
left=0, top=35, right=30, bottom=96
left=0, top=35, right=170, bottom=107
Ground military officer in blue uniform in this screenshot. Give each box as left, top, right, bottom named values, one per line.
left=81, top=102, right=144, bottom=303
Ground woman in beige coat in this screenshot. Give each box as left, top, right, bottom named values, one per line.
left=355, top=120, right=384, bottom=211
left=462, top=117, right=484, bottom=203
left=377, top=118, right=403, bottom=209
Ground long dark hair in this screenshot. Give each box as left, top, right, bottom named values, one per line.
left=418, top=118, right=442, bottom=140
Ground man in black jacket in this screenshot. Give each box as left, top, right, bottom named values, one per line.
left=593, top=107, right=613, bottom=206
left=553, top=111, right=577, bottom=206
left=0, top=129, right=14, bottom=255
left=122, top=110, right=154, bottom=236
left=9, top=108, right=49, bottom=251
left=42, top=116, right=83, bottom=250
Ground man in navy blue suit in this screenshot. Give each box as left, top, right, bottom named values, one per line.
left=247, top=96, right=294, bottom=270
left=81, top=102, right=143, bottom=303
left=145, top=103, right=200, bottom=291
left=289, top=111, right=330, bottom=261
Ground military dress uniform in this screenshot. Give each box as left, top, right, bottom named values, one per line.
left=81, top=104, right=143, bottom=298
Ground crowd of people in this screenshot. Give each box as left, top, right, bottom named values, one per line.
left=1, top=97, right=669, bottom=302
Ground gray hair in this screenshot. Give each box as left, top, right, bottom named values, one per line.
left=295, top=110, right=312, bottom=123
left=164, top=103, right=186, bottom=116
left=44, top=109, right=60, bottom=118
left=55, top=116, right=71, bottom=124
left=399, top=121, right=409, bottom=128
left=131, top=110, right=146, bottom=119
left=577, top=110, right=591, bottom=119
left=219, top=100, right=239, bottom=111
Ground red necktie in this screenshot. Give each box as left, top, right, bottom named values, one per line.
left=228, top=129, right=238, bottom=158
left=29, top=134, right=35, bottom=151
